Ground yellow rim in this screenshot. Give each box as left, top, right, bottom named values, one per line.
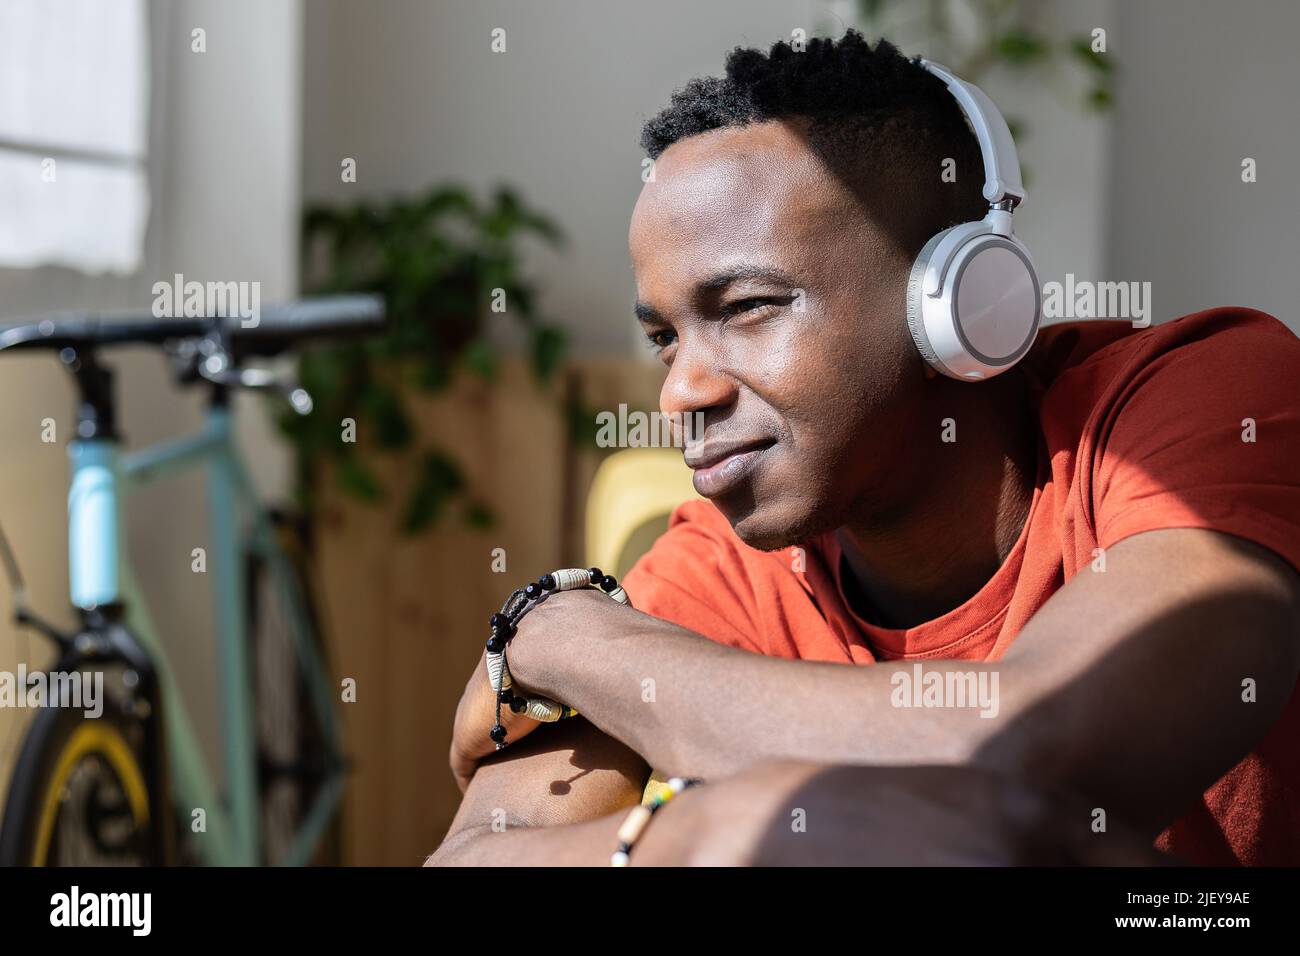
left=33, top=722, right=150, bottom=866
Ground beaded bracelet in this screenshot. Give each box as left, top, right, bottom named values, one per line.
left=610, top=776, right=703, bottom=866
left=485, top=566, right=630, bottom=750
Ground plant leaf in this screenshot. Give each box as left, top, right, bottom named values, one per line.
left=462, top=338, right=499, bottom=382
left=463, top=500, right=495, bottom=530
left=1070, top=36, right=1113, bottom=74
left=529, top=325, right=567, bottom=382
left=361, top=383, right=413, bottom=449
left=856, top=0, right=889, bottom=23
left=996, top=30, right=1048, bottom=66
left=335, top=456, right=383, bottom=502
left=401, top=450, right=466, bottom=534
left=1086, top=86, right=1113, bottom=111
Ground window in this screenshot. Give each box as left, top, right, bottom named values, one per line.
left=0, top=0, right=148, bottom=274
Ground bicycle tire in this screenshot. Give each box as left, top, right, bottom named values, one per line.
left=0, top=687, right=152, bottom=866
left=246, top=509, right=343, bottom=865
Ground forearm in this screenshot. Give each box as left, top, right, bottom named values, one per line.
left=432, top=717, right=649, bottom=865
left=514, top=531, right=1300, bottom=836
left=430, top=761, right=825, bottom=866
left=535, top=611, right=1282, bottom=838
left=526, top=618, right=1028, bottom=780
left=428, top=813, right=629, bottom=866
left=432, top=757, right=1169, bottom=867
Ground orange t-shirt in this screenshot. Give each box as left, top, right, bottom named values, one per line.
left=621, top=307, right=1300, bottom=866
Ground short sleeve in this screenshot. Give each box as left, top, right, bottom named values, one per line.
left=620, top=500, right=766, bottom=655
left=1094, top=312, right=1300, bottom=575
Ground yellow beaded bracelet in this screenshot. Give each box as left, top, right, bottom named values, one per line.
left=610, top=776, right=703, bottom=866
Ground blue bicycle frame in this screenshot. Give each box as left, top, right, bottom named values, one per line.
left=67, top=404, right=343, bottom=866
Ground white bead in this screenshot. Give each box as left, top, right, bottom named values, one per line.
left=551, top=568, right=592, bottom=591
left=607, top=586, right=630, bottom=606
left=610, top=851, right=630, bottom=867
left=524, top=696, right=563, bottom=722
left=485, top=651, right=512, bottom=691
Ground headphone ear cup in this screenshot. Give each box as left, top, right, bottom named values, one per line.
left=905, top=226, right=958, bottom=375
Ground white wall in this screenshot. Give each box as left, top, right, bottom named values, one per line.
left=1105, top=0, right=1300, bottom=331
left=302, top=0, right=1116, bottom=354
left=303, top=0, right=825, bottom=354
left=978, top=2, right=1115, bottom=304
left=0, top=0, right=302, bottom=794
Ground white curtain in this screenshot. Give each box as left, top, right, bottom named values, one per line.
left=0, top=0, right=149, bottom=274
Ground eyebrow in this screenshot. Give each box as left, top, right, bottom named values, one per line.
left=697, top=265, right=801, bottom=292
left=634, top=265, right=801, bottom=325
left=634, top=301, right=662, bottom=325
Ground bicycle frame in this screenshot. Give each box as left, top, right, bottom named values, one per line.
left=68, top=403, right=343, bottom=866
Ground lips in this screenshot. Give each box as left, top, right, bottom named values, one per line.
left=685, top=437, right=776, bottom=498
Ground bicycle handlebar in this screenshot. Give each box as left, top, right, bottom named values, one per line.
left=0, top=294, right=386, bottom=356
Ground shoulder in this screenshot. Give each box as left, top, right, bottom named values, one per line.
left=1031, top=309, right=1297, bottom=440
left=1092, top=308, right=1299, bottom=423
left=1048, top=308, right=1298, bottom=385
left=1079, top=309, right=1300, bottom=573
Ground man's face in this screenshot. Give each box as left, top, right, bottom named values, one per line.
left=629, top=118, right=933, bottom=550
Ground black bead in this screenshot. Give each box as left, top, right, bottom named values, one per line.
left=497, top=689, right=513, bottom=703
left=492, top=622, right=514, bottom=639
left=524, top=582, right=541, bottom=599
left=489, top=612, right=508, bottom=629
left=486, top=635, right=505, bottom=653
left=600, top=575, right=617, bottom=592
left=539, top=574, right=556, bottom=590
left=587, top=567, right=603, bottom=583
left=509, top=696, right=527, bottom=714
left=489, top=724, right=507, bottom=744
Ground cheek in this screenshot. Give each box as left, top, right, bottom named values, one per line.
left=749, top=301, right=911, bottom=454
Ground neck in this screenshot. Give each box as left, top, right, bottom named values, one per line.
left=837, top=370, right=1039, bottom=629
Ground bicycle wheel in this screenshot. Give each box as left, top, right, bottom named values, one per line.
left=247, top=509, right=342, bottom=865
left=0, top=686, right=152, bottom=866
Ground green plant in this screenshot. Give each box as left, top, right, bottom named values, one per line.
left=281, top=184, right=566, bottom=533
left=850, top=0, right=1116, bottom=162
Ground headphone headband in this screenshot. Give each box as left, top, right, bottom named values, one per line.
left=918, top=59, right=1026, bottom=208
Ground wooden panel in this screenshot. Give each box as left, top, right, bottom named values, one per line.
left=312, top=357, right=669, bottom=864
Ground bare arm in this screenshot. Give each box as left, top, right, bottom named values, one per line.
left=428, top=718, right=647, bottom=866
left=509, top=529, right=1300, bottom=836
left=636, top=760, right=1167, bottom=866
left=434, top=750, right=1166, bottom=866
left=431, top=659, right=1167, bottom=866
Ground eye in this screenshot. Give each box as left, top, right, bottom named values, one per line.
left=645, top=329, right=677, bottom=353
left=720, top=296, right=787, bottom=317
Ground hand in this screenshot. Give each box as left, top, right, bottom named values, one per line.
left=448, top=588, right=632, bottom=792
left=448, top=648, right=542, bottom=793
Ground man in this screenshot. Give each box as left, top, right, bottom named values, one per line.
left=430, top=32, right=1300, bottom=866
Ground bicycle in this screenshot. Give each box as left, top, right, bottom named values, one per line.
left=0, top=295, right=385, bottom=865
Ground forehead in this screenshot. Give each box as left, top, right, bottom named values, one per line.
left=629, top=120, right=861, bottom=281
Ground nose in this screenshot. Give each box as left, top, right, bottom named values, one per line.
left=658, top=338, right=736, bottom=431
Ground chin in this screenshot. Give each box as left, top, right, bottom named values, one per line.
left=721, top=494, right=832, bottom=553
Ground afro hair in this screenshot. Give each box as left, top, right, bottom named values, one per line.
left=640, top=30, right=988, bottom=251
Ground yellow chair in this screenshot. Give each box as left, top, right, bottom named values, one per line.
left=584, top=447, right=699, bottom=580
left=585, top=447, right=699, bottom=805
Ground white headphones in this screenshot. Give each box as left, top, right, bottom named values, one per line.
left=906, top=59, right=1041, bottom=380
